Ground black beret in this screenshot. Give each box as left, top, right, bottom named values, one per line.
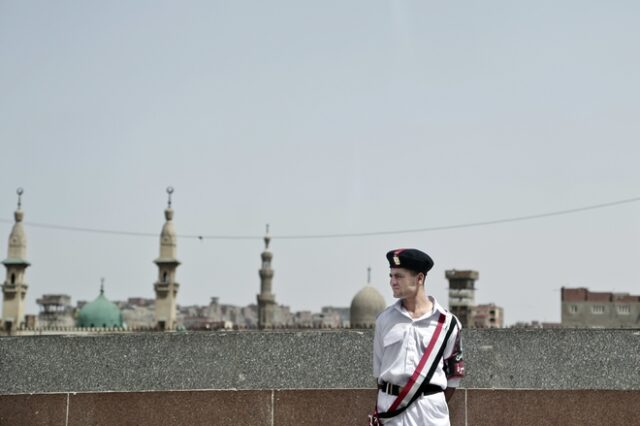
left=386, top=248, right=434, bottom=274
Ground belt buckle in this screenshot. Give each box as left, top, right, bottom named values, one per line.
left=386, top=382, right=393, bottom=395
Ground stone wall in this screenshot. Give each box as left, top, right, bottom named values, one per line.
left=2, top=389, right=640, bottom=426
left=1, top=329, right=640, bottom=425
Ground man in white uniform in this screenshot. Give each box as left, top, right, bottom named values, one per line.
left=373, top=248, right=464, bottom=426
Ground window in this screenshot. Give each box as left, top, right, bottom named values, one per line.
left=569, top=305, right=578, bottom=314
left=616, top=305, right=630, bottom=315
left=591, top=305, right=605, bottom=315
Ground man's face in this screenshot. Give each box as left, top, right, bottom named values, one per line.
left=389, top=268, right=423, bottom=299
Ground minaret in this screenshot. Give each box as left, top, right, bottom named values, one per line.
left=257, top=224, right=276, bottom=329
left=153, top=187, right=180, bottom=331
left=2, top=188, right=30, bottom=332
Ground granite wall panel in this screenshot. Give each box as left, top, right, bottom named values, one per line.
left=466, top=389, right=640, bottom=426
left=448, top=389, right=465, bottom=426
left=0, top=393, right=67, bottom=426
left=273, top=389, right=376, bottom=426
left=2, top=389, right=640, bottom=425
left=67, top=390, right=272, bottom=426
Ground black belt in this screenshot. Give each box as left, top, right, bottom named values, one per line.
left=378, top=381, right=443, bottom=397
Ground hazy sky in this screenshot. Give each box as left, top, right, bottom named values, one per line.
left=1, top=1, right=639, bottom=325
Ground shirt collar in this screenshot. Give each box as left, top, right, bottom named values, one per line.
left=393, top=295, right=445, bottom=321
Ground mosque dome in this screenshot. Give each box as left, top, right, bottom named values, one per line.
left=350, top=285, right=386, bottom=328
left=77, top=286, right=123, bottom=328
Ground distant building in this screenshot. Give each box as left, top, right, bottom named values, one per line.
left=119, top=297, right=155, bottom=329
left=471, top=303, right=504, bottom=328
left=445, top=270, right=477, bottom=328
left=445, top=269, right=505, bottom=328
left=510, top=321, right=562, bottom=329
left=322, top=306, right=350, bottom=328
left=36, top=294, right=75, bottom=328
left=178, top=303, right=222, bottom=330
left=206, top=297, right=258, bottom=328
left=292, top=311, right=313, bottom=328
left=561, top=287, right=640, bottom=328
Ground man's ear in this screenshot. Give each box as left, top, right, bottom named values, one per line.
left=418, top=272, right=426, bottom=286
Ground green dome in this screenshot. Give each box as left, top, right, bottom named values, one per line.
left=77, top=288, right=123, bottom=328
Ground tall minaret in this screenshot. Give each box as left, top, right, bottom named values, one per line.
left=257, top=224, right=276, bottom=329
left=2, top=188, right=30, bottom=332
left=153, top=187, right=180, bottom=331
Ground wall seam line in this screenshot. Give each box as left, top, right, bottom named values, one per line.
left=464, top=388, right=468, bottom=426
left=271, top=389, right=275, bottom=426
left=65, top=393, right=70, bottom=426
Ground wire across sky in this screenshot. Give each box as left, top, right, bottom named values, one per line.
left=1, top=195, right=639, bottom=240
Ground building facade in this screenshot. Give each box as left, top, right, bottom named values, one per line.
left=446, top=269, right=505, bottom=328
left=446, top=269, right=478, bottom=328
left=36, top=294, right=75, bottom=328
left=471, top=303, right=504, bottom=328
left=561, top=287, right=640, bottom=328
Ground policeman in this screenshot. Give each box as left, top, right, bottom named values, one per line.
left=372, top=249, right=464, bottom=426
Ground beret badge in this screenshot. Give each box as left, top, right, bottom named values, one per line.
left=386, top=248, right=434, bottom=274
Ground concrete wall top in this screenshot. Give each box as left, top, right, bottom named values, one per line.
left=1, top=328, right=639, bottom=394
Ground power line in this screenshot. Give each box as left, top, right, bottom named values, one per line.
left=1, top=195, right=639, bottom=240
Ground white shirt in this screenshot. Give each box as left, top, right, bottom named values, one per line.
left=373, top=296, right=463, bottom=426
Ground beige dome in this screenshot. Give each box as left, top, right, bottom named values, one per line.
left=350, top=286, right=386, bottom=328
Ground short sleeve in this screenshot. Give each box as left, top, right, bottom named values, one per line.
left=443, top=317, right=465, bottom=388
